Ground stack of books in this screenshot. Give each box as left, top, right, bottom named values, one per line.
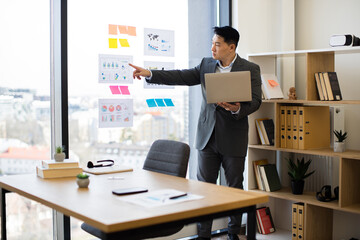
left=253, top=160, right=281, bottom=192
left=255, top=118, right=274, bottom=146
left=256, top=206, right=276, bottom=234
left=314, top=72, right=342, bottom=101
left=280, top=105, right=330, bottom=149
left=36, top=159, right=83, bottom=179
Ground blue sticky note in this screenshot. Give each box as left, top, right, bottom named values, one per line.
left=146, top=99, right=157, bottom=107
left=155, top=99, right=166, bottom=107
left=164, top=98, right=174, bottom=107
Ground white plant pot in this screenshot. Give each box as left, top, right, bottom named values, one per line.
left=77, top=178, right=90, bottom=188
left=54, top=152, right=65, bottom=162
left=334, top=142, right=346, bottom=153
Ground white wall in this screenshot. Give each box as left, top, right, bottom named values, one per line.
left=234, top=0, right=360, bottom=239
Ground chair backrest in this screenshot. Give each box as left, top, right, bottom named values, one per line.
left=143, top=139, right=190, bottom=178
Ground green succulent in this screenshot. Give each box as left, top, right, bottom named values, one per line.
left=333, top=130, right=347, bottom=142
left=287, top=157, right=315, bottom=181
left=55, top=146, right=65, bottom=154
left=77, top=173, right=89, bottom=179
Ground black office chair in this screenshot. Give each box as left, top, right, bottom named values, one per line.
left=81, top=139, right=190, bottom=240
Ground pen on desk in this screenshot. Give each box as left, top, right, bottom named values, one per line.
left=107, top=176, right=124, bottom=180
left=169, top=193, right=188, bottom=200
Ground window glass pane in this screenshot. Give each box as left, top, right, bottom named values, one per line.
left=68, top=0, right=188, bottom=238
left=0, top=0, right=52, bottom=238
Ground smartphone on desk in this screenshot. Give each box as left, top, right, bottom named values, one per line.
left=112, top=187, right=148, bottom=196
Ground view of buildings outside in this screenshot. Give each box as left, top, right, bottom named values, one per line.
left=0, top=0, right=189, bottom=239
left=0, top=0, right=53, bottom=238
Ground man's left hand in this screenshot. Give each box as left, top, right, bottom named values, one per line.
left=217, top=102, right=240, bottom=112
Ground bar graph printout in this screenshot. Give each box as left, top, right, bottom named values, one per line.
left=99, top=54, right=133, bottom=84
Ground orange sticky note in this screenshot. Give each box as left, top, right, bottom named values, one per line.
left=268, top=79, right=279, bottom=87
left=127, top=26, right=137, bottom=36
left=118, top=25, right=128, bottom=34
left=119, top=39, right=130, bottom=47
left=109, top=24, right=118, bottom=35
left=109, top=38, right=118, bottom=48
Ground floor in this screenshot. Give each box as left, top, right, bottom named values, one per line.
left=211, top=233, right=246, bottom=240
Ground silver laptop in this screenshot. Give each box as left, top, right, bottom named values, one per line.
left=205, top=71, right=252, bottom=104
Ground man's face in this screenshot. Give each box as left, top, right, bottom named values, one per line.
left=211, top=34, right=235, bottom=61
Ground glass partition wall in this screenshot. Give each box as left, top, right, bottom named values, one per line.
left=67, top=0, right=189, bottom=238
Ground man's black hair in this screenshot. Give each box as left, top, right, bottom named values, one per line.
left=213, top=26, right=240, bottom=47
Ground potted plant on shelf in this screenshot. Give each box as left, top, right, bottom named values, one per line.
left=333, top=130, right=347, bottom=153
left=287, top=157, right=315, bottom=195
left=76, top=173, right=90, bottom=188
left=54, top=146, right=65, bottom=162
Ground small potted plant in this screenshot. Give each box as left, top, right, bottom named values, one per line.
left=333, top=130, right=347, bottom=153
left=287, top=157, right=315, bottom=195
left=76, top=173, right=90, bottom=188
left=54, top=146, right=65, bottom=162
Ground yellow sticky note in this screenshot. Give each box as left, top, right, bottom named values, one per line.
left=109, top=24, right=118, bottom=35
left=118, top=25, right=128, bottom=34
left=119, top=39, right=130, bottom=47
left=109, top=38, right=118, bottom=48
left=127, top=26, right=137, bottom=36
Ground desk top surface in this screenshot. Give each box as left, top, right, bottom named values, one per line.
left=0, top=170, right=268, bottom=233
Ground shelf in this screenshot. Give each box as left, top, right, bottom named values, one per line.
left=249, top=188, right=360, bottom=214
left=248, top=46, right=360, bottom=57
left=262, top=99, right=360, bottom=105
left=248, top=46, right=360, bottom=239
left=255, top=228, right=291, bottom=240
left=248, top=144, right=360, bottom=160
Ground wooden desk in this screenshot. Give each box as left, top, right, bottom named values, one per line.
left=0, top=170, right=268, bottom=239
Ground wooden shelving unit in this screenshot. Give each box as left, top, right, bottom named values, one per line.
left=247, top=47, right=360, bottom=240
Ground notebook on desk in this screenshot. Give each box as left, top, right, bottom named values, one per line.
left=84, top=165, right=133, bottom=175
left=205, top=71, right=252, bottom=104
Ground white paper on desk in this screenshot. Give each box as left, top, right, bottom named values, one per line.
left=119, top=189, right=203, bottom=208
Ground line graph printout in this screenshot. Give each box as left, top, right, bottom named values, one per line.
left=144, top=28, right=174, bottom=57
left=143, top=61, right=175, bottom=89
left=99, top=54, right=133, bottom=84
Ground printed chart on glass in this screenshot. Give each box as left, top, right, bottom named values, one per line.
left=99, top=54, right=133, bottom=84
left=144, top=28, right=174, bottom=57
left=143, top=61, right=175, bottom=89
left=98, top=99, right=133, bottom=128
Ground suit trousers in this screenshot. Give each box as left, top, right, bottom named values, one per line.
left=196, top=131, right=246, bottom=238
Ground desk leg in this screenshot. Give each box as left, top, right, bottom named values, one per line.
left=54, top=211, right=71, bottom=240
left=64, top=215, right=70, bottom=240
left=247, top=205, right=256, bottom=240
left=1, top=188, right=8, bottom=240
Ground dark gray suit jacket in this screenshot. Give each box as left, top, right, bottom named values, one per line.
left=148, top=55, right=262, bottom=157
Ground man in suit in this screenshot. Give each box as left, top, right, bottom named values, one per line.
left=130, top=26, right=261, bottom=240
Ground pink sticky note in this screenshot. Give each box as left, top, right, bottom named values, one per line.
left=127, top=26, right=137, bottom=36
left=109, top=86, right=121, bottom=94
left=119, top=86, right=130, bottom=95
left=109, top=24, right=118, bottom=35
left=118, top=25, right=128, bottom=34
